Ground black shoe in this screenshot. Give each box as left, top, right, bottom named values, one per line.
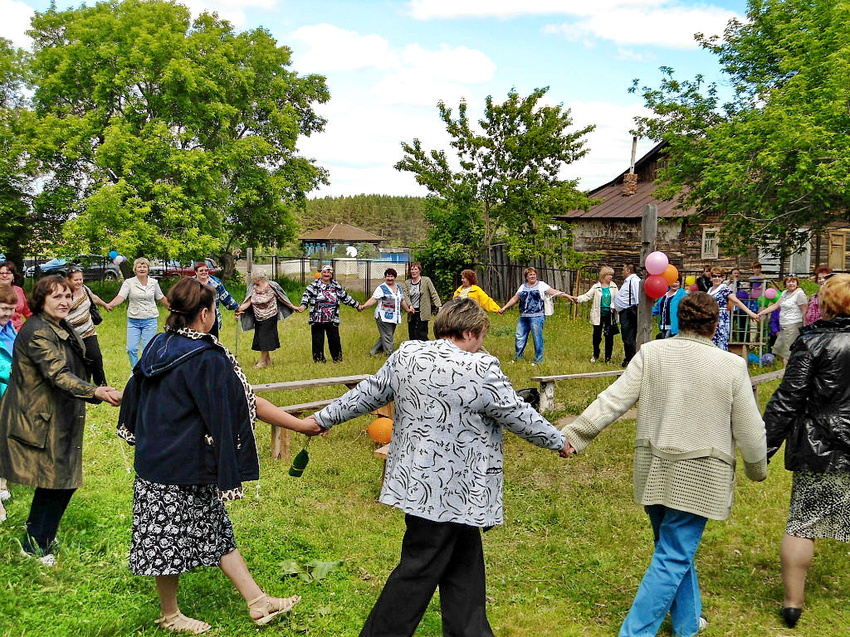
left=781, top=607, right=802, bottom=628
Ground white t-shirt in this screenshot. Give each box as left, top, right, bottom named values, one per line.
left=118, top=276, right=165, bottom=319
left=778, top=288, right=807, bottom=326
left=372, top=283, right=404, bottom=324
left=515, top=281, right=552, bottom=317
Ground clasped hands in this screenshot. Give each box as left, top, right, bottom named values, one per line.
left=94, top=385, right=123, bottom=406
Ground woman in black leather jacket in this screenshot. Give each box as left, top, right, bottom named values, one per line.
left=763, top=273, right=850, bottom=629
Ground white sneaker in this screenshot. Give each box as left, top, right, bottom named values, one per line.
left=38, top=554, right=56, bottom=567
left=0, top=488, right=10, bottom=501
left=698, top=616, right=708, bottom=632
left=590, top=357, right=597, bottom=363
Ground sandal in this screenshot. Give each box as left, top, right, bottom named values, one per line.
left=247, top=593, right=300, bottom=626
left=155, top=611, right=211, bottom=634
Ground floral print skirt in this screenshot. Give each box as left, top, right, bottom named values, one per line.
left=787, top=471, right=850, bottom=543
left=129, top=476, right=237, bottom=576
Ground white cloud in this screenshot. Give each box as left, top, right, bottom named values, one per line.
left=291, top=24, right=397, bottom=72
left=544, top=6, right=735, bottom=49
left=0, top=0, right=35, bottom=49
left=408, top=0, right=663, bottom=20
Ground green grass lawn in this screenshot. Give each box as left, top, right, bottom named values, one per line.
left=0, top=282, right=846, bottom=636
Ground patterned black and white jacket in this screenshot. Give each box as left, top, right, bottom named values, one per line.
left=314, top=339, right=566, bottom=527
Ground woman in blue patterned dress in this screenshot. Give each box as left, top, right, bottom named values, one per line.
left=706, top=267, right=759, bottom=350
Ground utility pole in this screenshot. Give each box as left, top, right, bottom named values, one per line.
left=637, top=203, right=658, bottom=349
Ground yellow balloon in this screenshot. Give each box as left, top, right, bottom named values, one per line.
left=685, top=275, right=696, bottom=286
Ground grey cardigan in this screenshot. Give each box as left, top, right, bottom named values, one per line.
left=239, top=281, right=295, bottom=332
left=314, top=339, right=566, bottom=527
left=401, top=275, right=442, bottom=321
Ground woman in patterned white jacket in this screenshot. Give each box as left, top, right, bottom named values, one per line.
left=312, top=297, right=571, bottom=636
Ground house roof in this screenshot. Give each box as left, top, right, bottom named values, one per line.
left=558, top=141, right=696, bottom=221
left=299, top=223, right=384, bottom=243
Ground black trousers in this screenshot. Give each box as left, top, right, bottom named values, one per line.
left=591, top=313, right=615, bottom=361
left=311, top=323, right=342, bottom=362
left=82, top=334, right=107, bottom=386
left=24, top=487, right=76, bottom=554
left=360, top=514, right=494, bottom=637
left=619, top=306, right=638, bottom=364
left=407, top=311, right=429, bottom=341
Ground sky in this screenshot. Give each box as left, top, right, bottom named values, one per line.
left=1, top=0, right=747, bottom=197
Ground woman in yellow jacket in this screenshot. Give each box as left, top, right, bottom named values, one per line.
left=452, top=269, right=501, bottom=313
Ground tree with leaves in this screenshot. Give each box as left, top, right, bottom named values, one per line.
left=631, top=0, right=850, bottom=256
left=395, top=87, right=595, bottom=289
left=26, top=0, right=329, bottom=267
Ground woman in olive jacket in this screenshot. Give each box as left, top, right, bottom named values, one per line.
left=763, top=273, right=850, bottom=629
left=0, top=276, right=120, bottom=564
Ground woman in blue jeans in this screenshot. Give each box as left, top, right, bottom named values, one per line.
left=499, top=267, right=564, bottom=365
left=107, top=257, right=170, bottom=367
left=562, top=292, right=767, bottom=636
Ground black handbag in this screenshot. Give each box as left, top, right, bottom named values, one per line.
left=86, top=288, right=103, bottom=325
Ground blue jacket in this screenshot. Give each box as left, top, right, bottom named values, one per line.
left=652, top=288, right=687, bottom=335
left=118, top=331, right=259, bottom=492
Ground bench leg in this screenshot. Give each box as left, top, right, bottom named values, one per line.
left=539, top=381, right=555, bottom=412
left=271, top=425, right=292, bottom=460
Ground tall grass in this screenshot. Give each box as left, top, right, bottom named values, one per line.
left=0, top=281, right=846, bottom=636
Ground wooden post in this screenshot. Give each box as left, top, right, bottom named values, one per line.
left=637, top=204, right=658, bottom=349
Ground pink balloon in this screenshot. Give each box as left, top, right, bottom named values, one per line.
left=645, top=275, right=668, bottom=299
left=113, top=257, right=122, bottom=265
left=689, top=283, right=698, bottom=291
left=644, top=251, right=669, bottom=276
left=765, top=288, right=777, bottom=299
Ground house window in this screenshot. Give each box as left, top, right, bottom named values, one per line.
left=701, top=228, right=719, bottom=259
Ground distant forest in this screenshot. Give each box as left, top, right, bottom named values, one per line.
left=299, top=195, right=429, bottom=248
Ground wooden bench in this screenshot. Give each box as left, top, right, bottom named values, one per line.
left=532, top=367, right=785, bottom=413
left=251, top=375, right=370, bottom=460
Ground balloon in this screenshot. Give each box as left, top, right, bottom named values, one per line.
left=736, top=289, right=749, bottom=300
left=758, top=295, right=769, bottom=307
left=119, top=255, right=127, bottom=263
left=644, top=275, right=668, bottom=299
left=108, top=250, right=118, bottom=259
left=762, top=353, right=775, bottom=366
left=113, top=257, right=122, bottom=265
left=367, top=417, right=393, bottom=444
left=748, top=353, right=760, bottom=365
left=644, top=251, right=669, bottom=276
left=685, top=275, right=696, bottom=286
left=661, top=264, right=679, bottom=285
left=765, top=288, right=777, bottom=299
left=689, top=283, right=699, bottom=291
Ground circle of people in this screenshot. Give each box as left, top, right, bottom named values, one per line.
left=0, top=257, right=847, bottom=636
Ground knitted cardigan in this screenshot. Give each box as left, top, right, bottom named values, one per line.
left=575, top=282, right=619, bottom=326
left=562, top=333, right=767, bottom=520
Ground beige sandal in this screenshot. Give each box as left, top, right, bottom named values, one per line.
left=247, top=593, right=300, bottom=626
left=155, top=611, right=211, bottom=634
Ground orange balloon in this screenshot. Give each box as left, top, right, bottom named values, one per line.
left=367, top=417, right=393, bottom=444
left=661, top=264, right=679, bottom=286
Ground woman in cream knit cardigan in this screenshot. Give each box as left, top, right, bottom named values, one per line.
left=567, top=266, right=619, bottom=363
left=562, top=291, right=767, bottom=637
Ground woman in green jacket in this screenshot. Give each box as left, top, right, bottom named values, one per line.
left=0, top=276, right=120, bottom=565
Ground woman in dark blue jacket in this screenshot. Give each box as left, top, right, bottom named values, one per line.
left=118, top=277, right=321, bottom=633
left=763, top=273, right=850, bottom=629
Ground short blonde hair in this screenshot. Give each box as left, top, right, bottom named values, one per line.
left=133, top=257, right=151, bottom=271
left=250, top=268, right=268, bottom=284
left=598, top=266, right=614, bottom=281
left=819, top=273, right=850, bottom=320
left=434, top=298, right=489, bottom=340
left=710, top=267, right=725, bottom=278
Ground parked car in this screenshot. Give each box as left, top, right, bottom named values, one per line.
left=150, top=257, right=221, bottom=279
left=25, top=255, right=122, bottom=281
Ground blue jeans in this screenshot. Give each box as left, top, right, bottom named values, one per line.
left=514, top=315, right=545, bottom=363
left=619, top=506, right=707, bottom=637
left=127, top=317, right=158, bottom=368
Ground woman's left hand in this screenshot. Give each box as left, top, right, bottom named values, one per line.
left=94, top=385, right=122, bottom=406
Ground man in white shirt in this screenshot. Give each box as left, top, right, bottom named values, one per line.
left=613, top=263, right=641, bottom=367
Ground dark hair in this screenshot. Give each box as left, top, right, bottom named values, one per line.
left=677, top=291, right=719, bottom=337
left=460, top=269, right=478, bottom=286
left=814, top=266, right=832, bottom=277
left=66, top=267, right=84, bottom=279
left=0, top=261, right=19, bottom=278
left=31, top=275, right=72, bottom=314
left=165, top=277, right=215, bottom=331
left=384, top=268, right=398, bottom=278
left=434, top=298, right=490, bottom=340
left=0, top=286, right=18, bottom=305
left=623, top=263, right=637, bottom=275
left=193, top=261, right=209, bottom=271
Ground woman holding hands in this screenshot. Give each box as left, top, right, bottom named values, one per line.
left=359, top=268, right=412, bottom=356
left=566, top=266, right=619, bottom=363
left=499, top=267, right=564, bottom=365
left=118, top=277, right=321, bottom=633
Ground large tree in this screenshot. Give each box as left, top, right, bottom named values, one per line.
left=26, top=0, right=329, bottom=263
left=631, top=0, right=850, bottom=255
left=395, top=87, right=595, bottom=286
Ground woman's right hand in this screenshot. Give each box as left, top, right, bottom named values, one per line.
left=94, top=385, right=122, bottom=406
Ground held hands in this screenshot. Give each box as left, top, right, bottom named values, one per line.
left=300, top=415, right=325, bottom=436
left=558, top=439, right=576, bottom=458
left=94, top=385, right=122, bottom=406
